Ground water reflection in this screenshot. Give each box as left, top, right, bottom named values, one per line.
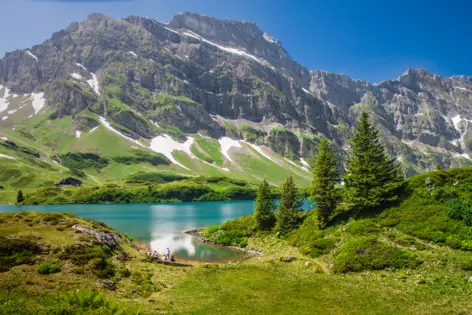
left=0, top=200, right=312, bottom=262
left=150, top=205, right=197, bottom=256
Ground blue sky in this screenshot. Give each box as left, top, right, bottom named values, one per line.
left=1, top=0, right=471, bottom=83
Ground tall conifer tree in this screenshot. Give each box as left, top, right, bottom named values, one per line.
left=254, top=179, right=276, bottom=230
left=277, top=175, right=303, bottom=235
left=343, top=112, right=403, bottom=214
left=310, top=138, right=339, bottom=228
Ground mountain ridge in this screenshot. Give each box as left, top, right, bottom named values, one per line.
left=0, top=12, right=472, bottom=187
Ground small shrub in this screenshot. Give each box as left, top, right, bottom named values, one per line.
left=459, top=256, right=472, bottom=270
left=379, top=218, right=399, bottom=227
left=444, top=199, right=464, bottom=220
left=62, top=289, right=118, bottom=311
left=444, top=199, right=472, bottom=226
left=212, top=229, right=248, bottom=248
left=204, top=225, right=220, bottom=238
left=345, top=220, right=380, bottom=235
left=37, top=259, right=61, bottom=275
left=308, top=237, right=339, bottom=257
left=119, top=267, right=131, bottom=278
left=445, top=236, right=462, bottom=249
left=332, top=236, right=423, bottom=273
left=91, top=257, right=115, bottom=278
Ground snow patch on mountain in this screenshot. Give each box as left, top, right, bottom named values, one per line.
left=149, top=135, right=195, bottom=170
left=300, top=158, right=310, bottom=169
left=99, top=116, right=145, bottom=147
left=75, top=63, right=87, bottom=71
left=26, top=51, right=38, bottom=61
left=245, top=142, right=276, bottom=162
left=263, top=33, right=277, bottom=44
left=452, top=115, right=463, bottom=132
left=302, top=88, right=311, bottom=94
left=128, top=51, right=137, bottom=57
left=454, top=86, right=469, bottom=92
left=461, top=153, right=471, bottom=160
left=31, top=92, right=46, bottom=114
left=219, top=137, right=241, bottom=163
left=182, top=30, right=272, bottom=69
left=0, top=85, right=11, bottom=112
left=87, top=73, right=100, bottom=95
left=164, top=26, right=180, bottom=35
left=71, top=73, right=83, bottom=80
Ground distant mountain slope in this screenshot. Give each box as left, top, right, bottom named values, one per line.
left=0, top=12, right=471, bottom=186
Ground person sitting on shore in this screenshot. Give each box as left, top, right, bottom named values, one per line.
left=170, top=255, right=175, bottom=262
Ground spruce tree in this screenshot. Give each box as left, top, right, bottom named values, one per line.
left=343, top=112, right=403, bottom=214
left=254, top=179, right=276, bottom=230
left=310, top=138, right=339, bottom=229
left=17, top=190, right=24, bottom=203
left=277, top=175, right=303, bottom=235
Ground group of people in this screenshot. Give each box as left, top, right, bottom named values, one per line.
left=146, top=247, right=175, bottom=262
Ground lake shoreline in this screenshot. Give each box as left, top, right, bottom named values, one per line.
left=184, top=228, right=263, bottom=258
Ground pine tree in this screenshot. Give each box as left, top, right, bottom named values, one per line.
left=17, top=190, right=24, bottom=203
left=310, top=138, right=339, bottom=229
left=277, top=175, right=303, bottom=235
left=343, top=112, right=403, bottom=214
left=254, top=179, right=276, bottom=230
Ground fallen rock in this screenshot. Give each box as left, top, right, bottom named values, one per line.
left=280, top=256, right=296, bottom=263
left=71, top=225, right=121, bottom=247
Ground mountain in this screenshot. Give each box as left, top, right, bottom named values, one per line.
left=1, top=12, right=472, bottom=189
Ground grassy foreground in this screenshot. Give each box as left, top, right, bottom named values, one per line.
left=2, top=167, right=472, bottom=314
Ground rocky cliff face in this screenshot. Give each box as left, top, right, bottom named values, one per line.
left=1, top=12, right=471, bottom=175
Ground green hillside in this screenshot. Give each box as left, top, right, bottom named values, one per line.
left=2, top=167, right=472, bottom=314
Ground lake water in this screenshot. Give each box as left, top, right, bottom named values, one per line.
left=0, top=200, right=312, bottom=262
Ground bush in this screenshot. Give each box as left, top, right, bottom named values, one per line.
left=459, top=256, right=472, bottom=270
left=62, top=290, right=118, bottom=312
left=444, top=199, right=472, bottom=226
left=444, top=199, right=464, bottom=220
left=308, top=237, right=339, bottom=257
left=60, top=152, right=109, bottom=170
left=204, top=225, right=221, bottom=238
left=197, top=191, right=227, bottom=201
left=37, top=259, right=61, bottom=274
left=332, top=236, right=423, bottom=273
left=91, top=257, right=115, bottom=278
left=212, top=229, right=248, bottom=248
left=345, top=220, right=380, bottom=235
left=112, top=151, right=170, bottom=166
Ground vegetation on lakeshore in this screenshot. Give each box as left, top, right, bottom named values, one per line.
left=19, top=176, right=258, bottom=205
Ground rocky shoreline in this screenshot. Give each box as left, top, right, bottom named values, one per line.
left=184, top=228, right=263, bottom=257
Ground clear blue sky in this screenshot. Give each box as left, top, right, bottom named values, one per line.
left=1, top=0, right=471, bottom=83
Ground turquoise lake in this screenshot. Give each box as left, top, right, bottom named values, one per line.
left=0, top=200, right=312, bottom=262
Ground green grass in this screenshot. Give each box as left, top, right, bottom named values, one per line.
left=192, top=135, right=225, bottom=166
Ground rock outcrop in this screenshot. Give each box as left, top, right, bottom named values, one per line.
left=1, top=12, right=471, bottom=174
